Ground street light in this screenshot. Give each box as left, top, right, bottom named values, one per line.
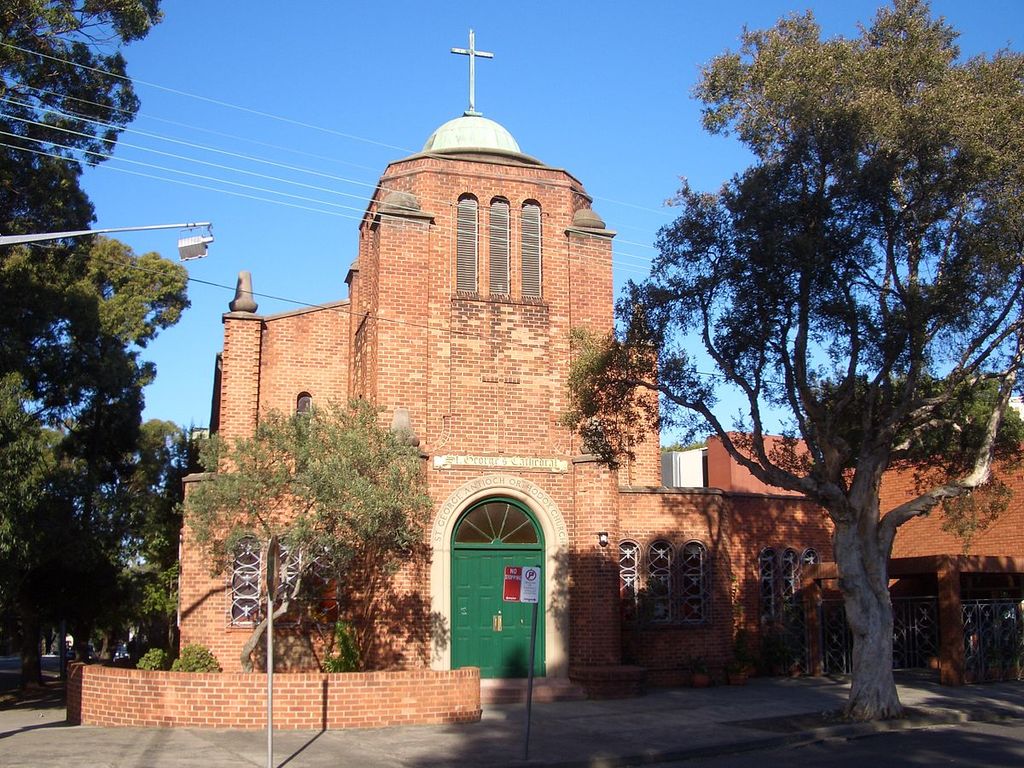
left=0, top=222, right=214, bottom=261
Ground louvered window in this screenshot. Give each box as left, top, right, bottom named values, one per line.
left=521, top=202, right=542, bottom=297
left=489, top=199, right=510, bottom=295
left=456, top=196, right=478, bottom=293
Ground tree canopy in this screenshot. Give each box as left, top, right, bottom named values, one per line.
left=567, top=0, right=1024, bottom=720
left=185, top=400, right=432, bottom=671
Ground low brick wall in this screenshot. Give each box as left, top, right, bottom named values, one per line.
left=66, top=664, right=481, bottom=730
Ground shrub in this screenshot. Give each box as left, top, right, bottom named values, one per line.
left=171, top=644, right=221, bottom=672
left=321, top=621, right=361, bottom=673
left=136, top=648, right=170, bottom=671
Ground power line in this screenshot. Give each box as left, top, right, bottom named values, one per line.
left=4, top=79, right=386, bottom=175
left=1, top=42, right=670, bottom=240
left=0, top=41, right=415, bottom=154
left=3, top=93, right=663, bottom=251
left=1, top=139, right=654, bottom=277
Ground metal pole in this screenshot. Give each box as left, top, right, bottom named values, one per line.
left=524, top=600, right=538, bottom=761
left=267, top=590, right=274, bottom=768
left=0, top=222, right=211, bottom=246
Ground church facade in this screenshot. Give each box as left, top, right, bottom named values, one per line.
left=178, top=104, right=835, bottom=690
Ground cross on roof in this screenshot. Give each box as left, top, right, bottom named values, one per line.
left=451, top=29, right=493, bottom=117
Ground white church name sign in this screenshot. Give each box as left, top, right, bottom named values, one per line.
left=433, top=454, right=569, bottom=473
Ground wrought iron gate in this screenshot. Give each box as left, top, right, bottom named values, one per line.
left=820, top=597, right=939, bottom=675
left=963, top=599, right=1024, bottom=682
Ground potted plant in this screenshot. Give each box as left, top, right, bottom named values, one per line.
left=725, top=659, right=748, bottom=685
left=690, top=657, right=711, bottom=688
left=732, top=628, right=756, bottom=677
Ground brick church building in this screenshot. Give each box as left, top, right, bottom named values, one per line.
left=177, top=88, right=837, bottom=691
left=177, top=50, right=1022, bottom=691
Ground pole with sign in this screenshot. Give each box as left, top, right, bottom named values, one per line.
left=265, top=536, right=280, bottom=768
left=503, top=565, right=540, bottom=760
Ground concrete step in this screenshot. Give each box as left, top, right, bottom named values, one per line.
left=480, top=677, right=587, bottom=705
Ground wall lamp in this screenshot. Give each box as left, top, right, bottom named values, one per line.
left=597, top=531, right=609, bottom=548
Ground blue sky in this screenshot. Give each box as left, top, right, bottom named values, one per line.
left=75, top=1, right=1024, bottom=435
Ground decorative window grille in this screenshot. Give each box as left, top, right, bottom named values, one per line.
left=230, top=536, right=262, bottom=625
left=781, top=548, right=800, bottom=605
left=618, top=540, right=640, bottom=621
left=677, top=541, right=710, bottom=623
left=647, top=540, right=674, bottom=622
left=521, top=202, right=542, bottom=297
left=620, top=538, right=712, bottom=626
left=489, top=199, right=510, bottom=295
left=759, top=547, right=778, bottom=621
left=801, top=548, right=819, bottom=567
left=296, top=392, right=312, bottom=414
left=456, top=196, right=478, bottom=293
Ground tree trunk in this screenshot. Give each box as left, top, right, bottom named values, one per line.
left=833, top=522, right=904, bottom=720
left=17, top=603, right=42, bottom=688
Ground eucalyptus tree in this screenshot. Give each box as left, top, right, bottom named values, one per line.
left=567, top=0, right=1024, bottom=720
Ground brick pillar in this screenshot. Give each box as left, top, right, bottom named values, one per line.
left=802, top=576, right=824, bottom=675
left=568, top=456, right=622, bottom=666
left=937, top=555, right=965, bottom=686
left=218, top=312, right=263, bottom=441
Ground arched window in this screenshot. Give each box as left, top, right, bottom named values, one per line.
left=647, top=540, right=673, bottom=622
left=456, top=196, right=478, bottom=293
left=801, top=548, right=819, bottom=567
left=758, top=548, right=777, bottom=622
left=296, top=392, right=312, bottom=414
left=677, top=541, right=710, bottom=624
left=454, top=499, right=539, bottom=545
left=618, top=540, right=640, bottom=621
left=230, top=536, right=262, bottom=625
left=489, top=198, right=510, bottom=295
left=521, top=202, right=542, bottom=297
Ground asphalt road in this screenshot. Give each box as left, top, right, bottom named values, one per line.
left=643, top=721, right=1024, bottom=767
left=0, top=654, right=62, bottom=692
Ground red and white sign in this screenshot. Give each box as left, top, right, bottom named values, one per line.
left=503, top=565, right=540, bottom=604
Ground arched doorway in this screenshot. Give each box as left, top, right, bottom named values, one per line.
left=451, top=497, right=545, bottom=678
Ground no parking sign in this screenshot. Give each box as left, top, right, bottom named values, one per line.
left=503, top=565, right=540, bottom=603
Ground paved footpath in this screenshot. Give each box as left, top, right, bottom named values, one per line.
left=2, top=673, right=1023, bottom=768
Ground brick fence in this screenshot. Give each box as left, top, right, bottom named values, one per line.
left=66, top=664, right=481, bottom=730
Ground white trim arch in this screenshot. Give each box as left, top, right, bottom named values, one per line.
left=429, top=474, right=570, bottom=677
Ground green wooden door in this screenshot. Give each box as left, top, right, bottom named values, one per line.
left=451, top=499, right=545, bottom=678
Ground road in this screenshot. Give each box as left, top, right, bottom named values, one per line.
left=641, top=721, right=1024, bottom=767
left=0, top=654, right=62, bottom=692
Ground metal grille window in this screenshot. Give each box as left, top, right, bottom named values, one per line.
left=488, top=198, right=510, bottom=295
left=647, top=540, right=673, bottom=622
left=801, top=548, right=819, bottom=567
left=759, top=548, right=777, bottom=621
left=781, top=548, right=800, bottom=605
left=456, top=196, right=478, bottom=293
left=618, top=540, right=640, bottom=621
left=521, top=202, right=542, bottom=297
left=230, top=536, right=262, bottom=625
left=677, top=541, right=710, bottom=623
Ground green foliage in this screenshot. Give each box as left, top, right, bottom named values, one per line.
left=186, top=399, right=432, bottom=668
left=136, top=648, right=170, bottom=671
left=567, top=0, right=1024, bottom=718
left=661, top=440, right=707, bottom=454
left=568, top=0, right=1024, bottom=518
left=170, top=644, right=221, bottom=673
left=321, top=621, right=361, bottom=673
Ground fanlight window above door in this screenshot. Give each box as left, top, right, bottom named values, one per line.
left=454, top=500, right=539, bottom=545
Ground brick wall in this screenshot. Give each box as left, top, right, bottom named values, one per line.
left=66, top=664, right=480, bottom=730
left=885, top=459, right=1024, bottom=559
left=615, top=487, right=833, bottom=678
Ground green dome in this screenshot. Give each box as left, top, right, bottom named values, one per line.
left=422, top=115, right=522, bottom=154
